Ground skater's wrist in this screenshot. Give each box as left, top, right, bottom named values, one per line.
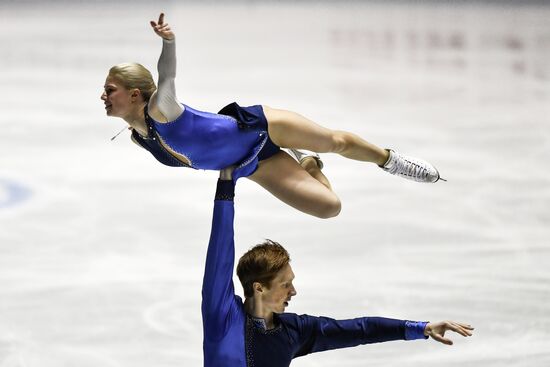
left=404, top=321, right=429, bottom=340
left=215, top=179, right=235, bottom=201
left=219, top=165, right=236, bottom=180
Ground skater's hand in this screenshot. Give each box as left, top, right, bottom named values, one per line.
left=219, top=166, right=236, bottom=181
left=424, top=321, right=474, bottom=345
left=150, top=13, right=175, bottom=40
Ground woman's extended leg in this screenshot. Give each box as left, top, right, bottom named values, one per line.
left=262, top=105, right=389, bottom=165
left=248, top=151, right=341, bottom=219
left=262, top=105, right=441, bottom=183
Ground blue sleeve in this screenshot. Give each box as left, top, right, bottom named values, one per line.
left=294, top=315, right=428, bottom=357
left=201, top=179, right=237, bottom=341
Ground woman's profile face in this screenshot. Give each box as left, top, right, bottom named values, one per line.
left=101, top=75, right=132, bottom=118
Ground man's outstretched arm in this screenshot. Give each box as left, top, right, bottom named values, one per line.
left=294, top=315, right=473, bottom=357
left=201, top=168, right=237, bottom=341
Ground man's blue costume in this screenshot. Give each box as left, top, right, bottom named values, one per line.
left=202, top=179, right=429, bottom=367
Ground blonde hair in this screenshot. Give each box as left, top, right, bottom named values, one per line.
left=109, top=63, right=157, bottom=102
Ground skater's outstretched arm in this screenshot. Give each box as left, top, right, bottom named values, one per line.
left=202, top=167, right=239, bottom=341
left=293, top=316, right=473, bottom=356
left=149, top=12, right=183, bottom=121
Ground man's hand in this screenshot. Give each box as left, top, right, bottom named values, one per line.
left=150, top=13, right=175, bottom=40
left=219, top=166, right=236, bottom=181
left=424, top=321, right=474, bottom=345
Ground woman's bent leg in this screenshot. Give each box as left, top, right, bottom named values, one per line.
left=249, top=151, right=341, bottom=219
left=300, top=156, right=332, bottom=190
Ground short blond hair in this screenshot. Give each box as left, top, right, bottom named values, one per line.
left=109, top=63, right=157, bottom=102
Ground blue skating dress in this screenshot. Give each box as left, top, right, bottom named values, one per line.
left=131, top=102, right=280, bottom=181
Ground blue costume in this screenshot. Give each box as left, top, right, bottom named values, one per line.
left=202, top=179, right=429, bottom=367
left=131, top=102, right=281, bottom=181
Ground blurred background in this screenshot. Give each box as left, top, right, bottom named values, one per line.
left=1, top=0, right=549, bottom=366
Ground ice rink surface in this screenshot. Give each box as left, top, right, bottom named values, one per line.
left=1, top=0, right=549, bottom=366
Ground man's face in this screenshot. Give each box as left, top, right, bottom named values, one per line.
left=261, top=264, right=297, bottom=314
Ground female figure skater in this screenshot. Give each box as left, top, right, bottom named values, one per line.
left=102, top=13, right=443, bottom=219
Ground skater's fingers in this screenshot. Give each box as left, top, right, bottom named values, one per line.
left=432, top=333, right=453, bottom=346
left=450, top=324, right=471, bottom=337
left=457, top=322, right=475, bottom=331
left=453, top=323, right=474, bottom=337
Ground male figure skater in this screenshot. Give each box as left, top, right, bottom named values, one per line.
left=202, top=168, right=473, bottom=367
